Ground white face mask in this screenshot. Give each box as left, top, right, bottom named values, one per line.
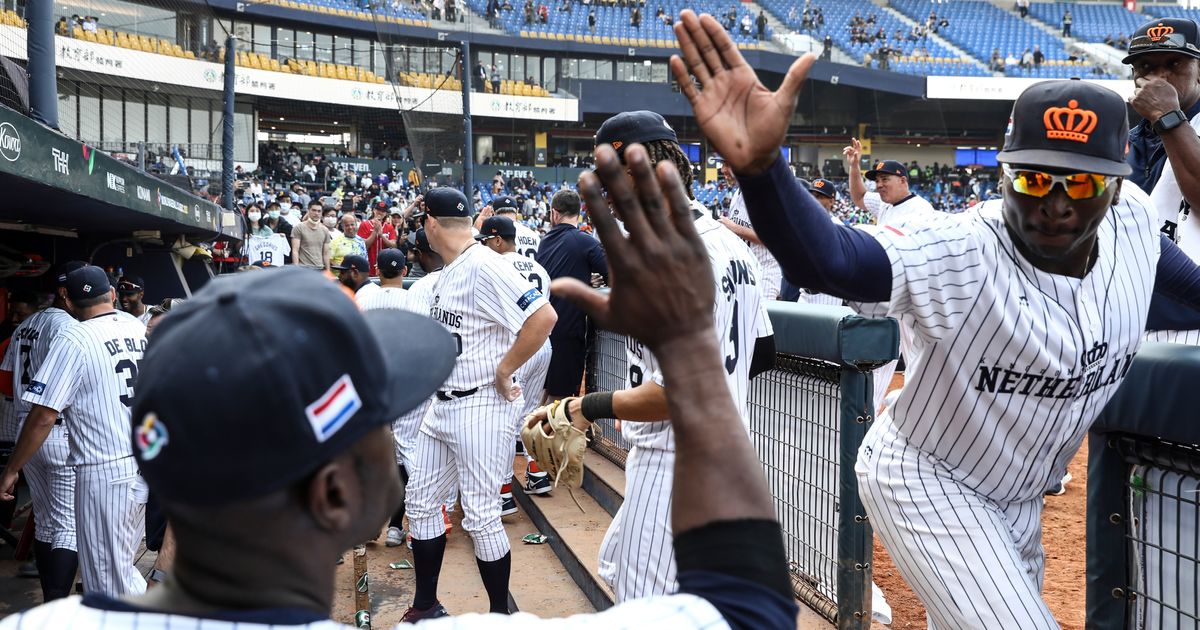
left=323, top=216, right=337, bottom=228
left=279, top=203, right=292, bottom=213
left=248, top=211, right=261, bottom=222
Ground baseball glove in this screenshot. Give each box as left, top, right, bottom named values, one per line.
left=522, top=398, right=588, bottom=491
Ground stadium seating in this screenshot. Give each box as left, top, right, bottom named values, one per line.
left=254, top=0, right=429, bottom=26
left=466, top=0, right=769, bottom=49
left=1141, top=5, right=1200, bottom=22
left=890, top=0, right=1117, bottom=79
left=0, top=9, right=26, bottom=27
left=1029, top=2, right=1147, bottom=44
left=757, top=0, right=989, bottom=76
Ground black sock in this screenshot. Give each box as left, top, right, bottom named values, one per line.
left=389, top=465, right=409, bottom=529
left=476, top=552, right=511, bottom=614
left=411, top=534, right=446, bottom=610
left=33, top=541, right=78, bottom=601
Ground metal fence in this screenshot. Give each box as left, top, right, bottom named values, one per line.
left=583, top=303, right=899, bottom=629
left=1087, top=343, right=1200, bottom=630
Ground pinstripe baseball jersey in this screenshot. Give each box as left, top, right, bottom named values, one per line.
left=725, top=189, right=781, bottom=298
left=622, top=213, right=771, bottom=450
left=862, top=191, right=936, bottom=227
left=1, top=307, right=75, bottom=425
left=429, top=245, right=548, bottom=391
left=514, top=221, right=541, bottom=259
left=1150, top=110, right=1200, bottom=256
left=407, top=270, right=442, bottom=313
left=0, top=592, right=730, bottom=629
left=354, top=281, right=382, bottom=307
left=22, top=311, right=147, bottom=467
left=359, top=286, right=415, bottom=312
left=502, top=251, right=551, bottom=297
left=849, top=186, right=1159, bottom=502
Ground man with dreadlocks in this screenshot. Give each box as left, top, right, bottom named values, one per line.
left=533, top=111, right=777, bottom=601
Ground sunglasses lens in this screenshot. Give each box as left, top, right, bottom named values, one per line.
left=1064, top=173, right=1107, bottom=200
left=1011, top=170, right=1107, bottom=199
left=1013, top=171, right=1053, bottom=197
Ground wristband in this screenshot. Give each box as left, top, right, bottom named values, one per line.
left=580, top=391, right=614, bottom=422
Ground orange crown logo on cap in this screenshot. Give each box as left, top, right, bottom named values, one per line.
left=1148, top=23, right=1174, bottom=42
left=814, top=181, right=825, bottom=188
left=875, top=162, right=884, bottom=170
left=612, top=141, right=624, bottom=151
left=1043, top=99, right=1098, bottom=144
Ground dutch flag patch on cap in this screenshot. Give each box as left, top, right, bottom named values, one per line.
left=306, top=374, right=362, bottom=442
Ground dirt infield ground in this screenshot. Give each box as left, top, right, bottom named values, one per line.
left=870, top=376, right=1090, bottom=629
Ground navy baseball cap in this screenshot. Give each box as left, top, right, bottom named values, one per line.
left=55, top=260, right=87, bottom=286
left=595, top=111, right=678, bottom=157
left=1124, top=18, right=1200, bottom=64
left=131, top=266, right=456, bottom=506
left=333, top=254, right=369, bottom=273
left=997, top=80, right=1131, bottom=176
left=476, top=216, right=517, bottom=241
left=865, top=160, right=907, bottom=181
left=117, top=275, right=145, bottom=295
left=808, top=178, right=837, bottom=198
left=377, top=249, right=406, bottom=275
left=492, top=196, right=519, bottom=212
left=65, top=266, right=111, bottom=301
left=425, top=187, right=471, bottom=218
left=408, top=229, right=434, bottom=254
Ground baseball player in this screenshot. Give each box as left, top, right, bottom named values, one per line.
left=0, top=158, right=802, bottom=628
left=0, top=265, right=149, bottom=596
left=793, top=178, right=846, bottom=308
left=544, top=110, right=775, bottom=602
left=842, top=139, right=936, bottom=226
left=117, top=275, right=152, bottom=324
left=406, top=228, right=444, bottom=310
left=477, top=216, right=555, bottom=503
left=359, top=248, right=413, bottom=312
left=333, top=254, right=381, bottom=306
left=719, top=161, right=783, bottom=301
left=671, top=15, right=1200, bottom=626
left=496, top=196, right=542, bottom=258
left=0, top=262, right=85, bottom=600
left=402, top=187, right=557, bottom=621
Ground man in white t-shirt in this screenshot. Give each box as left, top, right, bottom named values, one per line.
left=333, top=255, right=381, bottom=306
left=843, top=139, right=936, bottom=227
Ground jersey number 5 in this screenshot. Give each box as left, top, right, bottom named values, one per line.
left=114, top=359, right=139, bottom=407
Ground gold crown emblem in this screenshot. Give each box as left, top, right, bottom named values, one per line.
left=875, top=162, right=884, bottom=170
left=1043, top=99, right=1098, bottom=144
left=611, top=141, right=624, bottom=151
left=814, top=180, right=825, bottom=188
left=1148, top=23, right=1174, bottom=42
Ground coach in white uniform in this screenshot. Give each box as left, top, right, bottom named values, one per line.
left=844, top=141, right=936, bottom=227
left=0, top=261, right=85, bottom=600
left=402, top=187, right=557, bottom=622
left=1, top=266, right=149, bottom=597
left=670, top=18, right=1200, bottom=626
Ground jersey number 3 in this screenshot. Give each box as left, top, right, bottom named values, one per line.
left=724, top=301, right=739, bottom=375
left=114, top=359, right=139, bottom=407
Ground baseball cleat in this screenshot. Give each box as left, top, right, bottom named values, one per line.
left=385, top=526, right=406, bottom=547
left=400, top=602, right=449, bottom=622
left=1045, top=472, right=1072, bottom=496
left=500, top=494, right=518, bottom=516
left=525, top=471, right=552, bottom=495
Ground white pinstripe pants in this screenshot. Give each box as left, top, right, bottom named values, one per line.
left=856, top=420, right=1057, bottom=630
left=516, top=340, right=552, bottom=421
left=598, top=446, right=677, bottom=602
left=24, top=424, right=76, bottom=551
left=75, top=457, right=148, bottom=597
left=405, top=388, right=516, bottom=561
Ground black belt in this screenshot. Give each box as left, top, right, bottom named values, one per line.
left=436, top=387, right=479, bottom=401
left=55, top=418, right=63, bottom=425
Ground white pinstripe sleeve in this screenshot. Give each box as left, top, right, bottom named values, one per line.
left=862, top=191, right=883, bottom=220
left=21, top=334, right=83, bottom=413
left=476, top=257, right=548, bottom=334
left=850, top=214, right=987, bottom=344
left=756, top=301, right=773, bottom=338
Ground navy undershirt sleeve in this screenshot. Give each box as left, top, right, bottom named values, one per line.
left=737, top=154, right=893, bottom=303
left=1148, top=235, right=1200, bottom=330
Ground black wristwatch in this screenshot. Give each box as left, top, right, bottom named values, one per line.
left=1153, top=109, right=1188, bottom=134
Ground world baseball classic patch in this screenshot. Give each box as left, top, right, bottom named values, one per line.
left=26, top=380, right=46, bottom=395
left=517, top=288, right=542, bottom=310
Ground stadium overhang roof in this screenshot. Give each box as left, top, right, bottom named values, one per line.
left=0, top=105, right=239, bottom=241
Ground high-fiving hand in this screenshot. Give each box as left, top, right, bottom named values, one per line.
left=669, top=10, right=815, bottom=177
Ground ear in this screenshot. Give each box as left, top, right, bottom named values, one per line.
left=305, top=456, right=357, bottom=533
left=1110, top=179, right=1124, bottom=207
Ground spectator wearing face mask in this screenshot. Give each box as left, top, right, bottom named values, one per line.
left=263, top=202, right=292, bottom=239
left=330, top=213, right=369, bottom=268
left=322, top=208, right=340, bottom=235
left=276, top=194, right=299, bottom=226
left=246, top=205, right=273, bottom=237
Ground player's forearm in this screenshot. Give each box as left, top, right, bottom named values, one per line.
left=722, top=219, right=763, bottom=245
left=4, top=407, right=57, bottom=474
left=739, top=155, right=892, bottom=302
left=1161, top=126, right=1200, bottom=210
left=1153, top=235, right=1200, bottom=317
left=657, top=333, right=775, bottom=531
left=609, top=381, right=669, bottom=420
left=498, top=304, right=557, bottom=376
left=848, top=174, right=868, bottom=210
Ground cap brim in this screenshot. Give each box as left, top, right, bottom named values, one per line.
left=997, top=148, right=1133, bottom=176
left=809, top=189, right=835, bottom=198
left=1122, top=48, right=1200, bottom=64
left=362, top=309, right=456, bottom=420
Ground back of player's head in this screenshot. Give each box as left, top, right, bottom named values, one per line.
left=492, top=195, right=520, bottom=214
left=377, top=249, right=407, bottom=279
left=551, top=189, right=582, bottom=217
left=596, top=111, right=694, bottom=199
left=132, top=267, right=456, bottom=511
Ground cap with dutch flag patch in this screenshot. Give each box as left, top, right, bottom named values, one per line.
left=130, top=266, right=457, bottom=506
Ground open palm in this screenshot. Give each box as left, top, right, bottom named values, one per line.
left=670, top=11, right=815, bottom=176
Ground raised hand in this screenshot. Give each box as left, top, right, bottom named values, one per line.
left=553, top=144, right=714, bottom=351
left=669, top=10, right=815, bottom=176
left=843, top=137, right=862, bottom=164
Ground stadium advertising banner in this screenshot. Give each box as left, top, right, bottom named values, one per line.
left=0, top=26, right=579, bottom=122
left=926, top=76, right=1134, bottom=101
left=0, top=104, right=226, bottom=235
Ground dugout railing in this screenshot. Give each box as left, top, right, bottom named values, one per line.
left=1087, top=342, right=1200, bottom=630
left=584, top=302, right=899, bottom=629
